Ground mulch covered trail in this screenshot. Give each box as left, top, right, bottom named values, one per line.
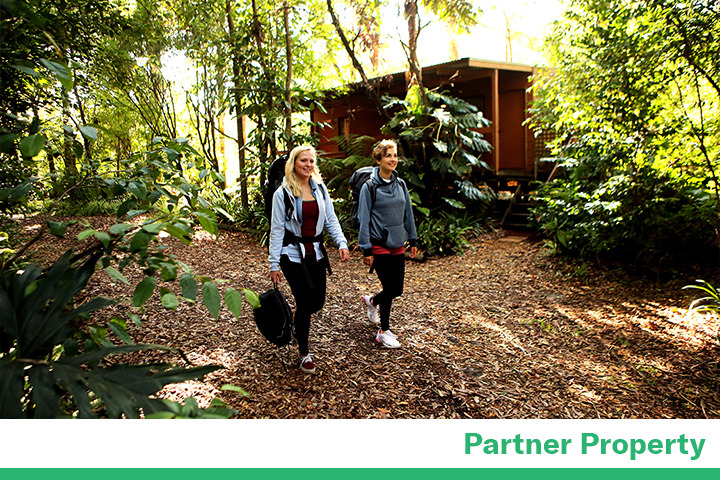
left=20, top=216, right=720, bottom=418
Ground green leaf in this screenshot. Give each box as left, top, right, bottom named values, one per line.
left=27, top=364, right=61, bottom=418
left=18, top=134, right=46, bottom=158
left=161, top=292, right=179, bottom=310
left=13, top=65, right=41, bottom=77
left=78, top=125, right=98, bottom=141
left=117, top=198, right=136, bottom=218
left=193, top=211, right=218, bottom=236
left=129, top=181, right=148, bottom=200
left=442, top=197, right=466, bottom=209
left=179, top=273, right=198, bottom=301
left=0, top=362, right=28, bottom=418
left=130, top=231, right=152, bottom=253
left=94, top=231, right=111, bottom=249
left=160, top=262, right=178, bottom=282
left=104, top=266, right=129, bottom=285
left=0, top=177, right=38, bottom=202
left=221, top=384, right=251, bottom=396
left=40, top=58, right=73, bottom=90
left=224, top=287, right=244, bottom=319
left=127, top=313, right=142, bottom=327
left=109, top=223, right=133, bottom=236
left=78, top=229, right=96, bottom=241
left=556, top=230, right=568, bottom=247
left=164, top=223, right=192, bottom=244
left=81, top=362, right=222, bottom=419
left=202, top=282, right=221, bottom=319
left=0, top=134, right=19, bottom=154
left=132, top=277, right=157, bottom=307
left=142, top=222, right=165, bottom=234
left=47, top=221, right=69, bottom=237
left=145, top=411, right=176, bottom=419
left=125, top=209, right=147, bottom=219
left=242, top=288, right=260, bottom=310
left=109, top=321, right=133, bottom=345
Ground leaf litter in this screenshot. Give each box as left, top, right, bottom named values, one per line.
left=18, top=215, right=720, bottom=418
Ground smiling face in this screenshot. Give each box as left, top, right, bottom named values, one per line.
left=294, top=148, right=316, bottom=182
left=377, top=144, right=398, bottom=178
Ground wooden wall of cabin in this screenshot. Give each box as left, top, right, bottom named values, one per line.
left=313, top=68, right=538, bottom=176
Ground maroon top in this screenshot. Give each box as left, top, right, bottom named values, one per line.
left=301, top=199, right=319, bottom=254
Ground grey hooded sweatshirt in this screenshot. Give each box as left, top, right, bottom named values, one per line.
left=357, top=167, right=417, bottom=256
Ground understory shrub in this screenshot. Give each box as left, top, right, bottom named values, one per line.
left=44, top=197, right=126, bottom=217
left=417, top=211, right=486, bottom=257
left=534, top=157, right=718, bottom=267
left=236, top=198, right=270, bottom=246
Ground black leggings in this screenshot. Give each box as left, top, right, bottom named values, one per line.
left=372, top=253, right=405, bottom=331
left=280, top=254, right=326, bottom=356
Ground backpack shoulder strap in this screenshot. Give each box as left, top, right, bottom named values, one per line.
left=365, top=178, right=376, bottom=206
left=282, top=188, right=294, bottom=221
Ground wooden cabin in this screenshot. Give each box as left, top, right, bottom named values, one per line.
left=311, top=57, right=555, bottom=180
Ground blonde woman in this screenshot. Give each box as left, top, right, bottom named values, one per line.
left=268, top=145, right=350, bottom=373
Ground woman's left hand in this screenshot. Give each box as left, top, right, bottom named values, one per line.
left=339, top=248, right=350, bottom=262
left=409, top=246, right=418, bottom=258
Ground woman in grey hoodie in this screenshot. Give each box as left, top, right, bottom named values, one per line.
left=357, top=139, right=418, bottom=348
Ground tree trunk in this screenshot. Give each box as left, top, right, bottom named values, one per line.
left=326, top=0, right=391, bottom=123
left=226, top=0, right=248, bottom=208
left=283, top=0, right=293, bottom=147
left=251, top=0, right=276, bottom=167
left=61, top=90, right=78, bottom=182
left=404, top=0, right=428, bottom=107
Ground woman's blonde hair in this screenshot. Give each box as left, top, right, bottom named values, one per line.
left=283, top=145, right=324, bottom=198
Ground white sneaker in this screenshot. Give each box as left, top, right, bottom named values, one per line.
left=299, top=354, right=316, bottom=373
left=362, top=295, right=380, bottom=324
left=376, top=329, right=401, bottom=348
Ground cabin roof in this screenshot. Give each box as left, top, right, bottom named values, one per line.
left=326, top=57, right=538, bottom=98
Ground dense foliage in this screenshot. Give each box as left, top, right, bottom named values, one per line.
left=0, top=0, right=351, bottom=417
left=530, top=0, right=720, bottom=267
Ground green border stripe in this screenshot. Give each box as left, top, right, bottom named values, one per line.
left=3, top=470, right=719, bottom=480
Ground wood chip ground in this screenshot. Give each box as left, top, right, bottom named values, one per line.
left=18, top=216, right=720, bottom=418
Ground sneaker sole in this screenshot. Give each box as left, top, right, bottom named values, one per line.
left=376, top=338, right=401, bottom=349
left=300, top=366, right=316, bottom=373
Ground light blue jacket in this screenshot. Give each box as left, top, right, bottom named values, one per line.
left=268, top=178, right=348, bottom=272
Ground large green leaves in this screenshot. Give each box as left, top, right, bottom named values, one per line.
left=133, top=277, right=157, bottom=307
left=224, top=287, right=244, bottom=318
left=529, top=0, right=720, bottom=265
left=0, top=251, right=115, bottom=358
left=202, top=281, right=221, bottom=319
left=4, top=345, right=222, bottom=419
left=18, top=134, right=46, bottom=158
left=381, top=86, right=493, bottom=213
left=0, top=252, right=227, bottom=418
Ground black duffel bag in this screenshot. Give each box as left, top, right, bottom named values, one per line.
left=253, top=285, right=293, bottom=346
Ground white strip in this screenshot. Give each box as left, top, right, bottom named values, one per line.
left=3, top=419, right=718, bottom=468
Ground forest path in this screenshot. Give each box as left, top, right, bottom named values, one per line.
left=22, top=216, right=720, bottom=418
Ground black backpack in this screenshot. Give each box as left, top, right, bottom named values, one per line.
left=348, top=166, right=376, bottom=229
left=253, top=286, right=293, bottom=346
left=264, top=152, right=290, bottom=221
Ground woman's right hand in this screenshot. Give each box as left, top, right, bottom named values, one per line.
left=363, top=255, right=373, bottom=268
left=270, top=270, right=283, bottom=284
